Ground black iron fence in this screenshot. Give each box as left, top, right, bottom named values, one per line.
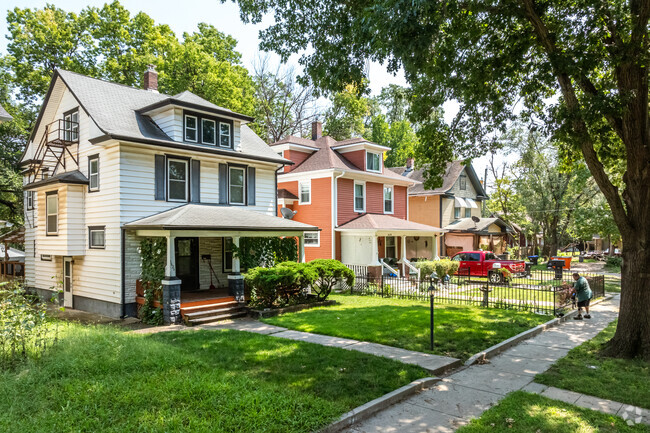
left=342, top=269, right=605, bottom=316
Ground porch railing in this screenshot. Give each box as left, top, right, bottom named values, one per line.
left=403, top=258, right=420, bottom=280
left=380, top=258, right=400, bottom=277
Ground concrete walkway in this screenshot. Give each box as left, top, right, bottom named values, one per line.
left=346, top=296, right=621, bottom=432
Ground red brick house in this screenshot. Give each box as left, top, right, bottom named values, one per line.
left=273, top=122, right=444, bottom=276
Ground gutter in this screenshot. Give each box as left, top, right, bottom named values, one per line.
left=120, top=228, right=126, bottom=318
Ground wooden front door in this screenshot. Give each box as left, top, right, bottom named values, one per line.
left=175, top=237, right=199, bottom=291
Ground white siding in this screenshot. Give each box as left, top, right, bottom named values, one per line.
left=151, top=107, right=182, bottom=141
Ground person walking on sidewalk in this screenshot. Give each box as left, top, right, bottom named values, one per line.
left=571, top=272, right=593, bottom=320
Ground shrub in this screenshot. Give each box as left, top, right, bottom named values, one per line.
left=245, top=261, right=317, bottom=308
left=138, top=238, right=165, bottom=325
left=309, top=259, right=355, bottom=301
left=0, top=283, right=58, bottom=370
left=415, top=259, right=460, bottom=280
left=606, top=256, right=622, bottom=268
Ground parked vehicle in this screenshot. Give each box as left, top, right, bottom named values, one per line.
left=451, top=251, right=528, bottom=283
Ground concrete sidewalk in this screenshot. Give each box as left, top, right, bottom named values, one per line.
left=346, top=295, right=620, bottom=432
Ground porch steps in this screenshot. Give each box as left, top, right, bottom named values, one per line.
left=181, top=301, right=248, bottom=326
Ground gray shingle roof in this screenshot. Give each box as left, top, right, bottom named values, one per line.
left=0, top=104, right=12, bottom=122
left=23, top=170, right=89, bottom=190
left=443, top=217, right=512, bottom=233
left=337, top=214, right=444, bottom=232
left=124, top=204, right=319, bottom=231
left=55, top=70, right=286, bottom=164
left=388, top=161, right=488, bottom=198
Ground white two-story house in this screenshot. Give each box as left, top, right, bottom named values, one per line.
left=21, top=67, right=316, bottom=324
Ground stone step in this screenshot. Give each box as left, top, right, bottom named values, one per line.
left=186, top=311, right=248, bottom=326
left=183, top=304, right=247, bottom=320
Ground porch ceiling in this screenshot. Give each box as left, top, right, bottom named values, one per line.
left=123, top=203, right=319, bottom=233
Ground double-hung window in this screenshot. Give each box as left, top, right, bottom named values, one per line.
left=304, top=231, right=319, bottom=247
left=366, top=151, right=381, bottom=172
left=354, top=181, right=365, bottom=212
left=88, top=155, right=99, bottom=191
left=202, top=118, right=216, bottom=145
left=26, top=191, right=34, bottom=210
left=384, top=186, right=393, bottom=214
left=63, top=110, right=79, bottom=142
left=454, top=206, right=461, bottom=219
left=459, top=175, right=467, bottom=190
left=220, top=122, right=231, bottom=148
left=465, top=208, right=471, bottom=218
left=167, top=159, right=188, bottom=201
left=184, top=115, right=198, bottom=142
left=385, top=236, right=396, bottom=258
left=89, top=226, right=106, bottom=249
left=229, top=166, right=245, bottom=205
left=46, top=192, right=58, bottom=235
left=299, top=181, right=311, bottom=204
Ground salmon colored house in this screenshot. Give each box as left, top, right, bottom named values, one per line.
left=273, top=122, right=444, bottom=277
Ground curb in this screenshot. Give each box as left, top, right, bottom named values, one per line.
left=319, top=377, right=440, bottom=433
left=464, top=295, right=614, bottom=366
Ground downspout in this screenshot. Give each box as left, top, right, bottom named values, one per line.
left=332, top=171, right=345, bottom=259
left=120, top=227, right=126, bottom=318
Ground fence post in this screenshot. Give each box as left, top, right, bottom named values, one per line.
left=381, top=273, right=384, bottom=298
left=430, top=286, right=435, bottom=351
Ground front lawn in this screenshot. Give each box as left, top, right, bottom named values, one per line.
left=0, top=323, right=426, bottom=433
left=457, top=391, right=650, bottom=433
left=262, top=294, right=550, bottom=360
left=536, top=320, right=650, bottom=409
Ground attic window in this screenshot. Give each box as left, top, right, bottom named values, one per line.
left=459, top=175, right=467, bottom=190
left=184, top=115, right=198, bottom=142
left=366, top=151, right=381, bottom=172
left=202, top=119, right=216, bottom=145
left=220, top=123, right=231, bottom=148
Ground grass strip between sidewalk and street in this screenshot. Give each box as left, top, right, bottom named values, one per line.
left=457, top=391, right=650, bottom=433
left=262, top=294, right=550, bottom=360
left=0, top=322, right=426, bottom=433
left=535, top=320, right=650, bottom=410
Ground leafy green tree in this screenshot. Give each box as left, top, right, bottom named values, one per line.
left=377, top=84, right=410, bottom=123
left=570, top=195, right=621, bottom=253
left=323, top=85, right=369, bottom=140
left=232, top=0, right=650, bottom=358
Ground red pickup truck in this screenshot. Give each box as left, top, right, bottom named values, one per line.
left=451, top=251, right=527, bottom=283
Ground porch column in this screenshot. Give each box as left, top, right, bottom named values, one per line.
left=228, top=236, right=244, bottom=302
left=400, top=235, right=408, bottom=276
left=433, top=235, right=440, bottom=260
left=162, top=234, right=181, bottom=325
left=371, top=235, right=380, bottom=265
left=298, top=235, right=305, bottom=263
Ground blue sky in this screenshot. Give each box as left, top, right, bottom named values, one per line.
left=1, top=0, right=502, bottom=176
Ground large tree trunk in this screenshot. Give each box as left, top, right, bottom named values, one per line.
left=603, top=235, right=650, bottom=360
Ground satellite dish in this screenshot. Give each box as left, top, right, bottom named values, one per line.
left=280, top=207, right=298, bottom=219
left=471, top=216, right=480, bottom=223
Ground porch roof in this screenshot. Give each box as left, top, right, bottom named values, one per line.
left=443, top=217, right=513, bottom=234
left=336, top=214, right=445, bottom=233
left=123, top=204, right=319, bottom=232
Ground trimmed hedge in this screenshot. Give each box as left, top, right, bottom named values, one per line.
left=415, top=259, right=460, bottom=280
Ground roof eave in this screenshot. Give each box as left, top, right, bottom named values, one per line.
left=137, top=99, right=255, bottom=123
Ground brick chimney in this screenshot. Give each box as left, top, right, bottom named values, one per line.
left=311, top=121, right=322, bottom=140
left=143, top=64, right=158, bottom=92
left=406, top=157, right=414, bottom=169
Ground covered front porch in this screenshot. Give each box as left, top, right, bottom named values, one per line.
left=124, top=204, right=318, bottom=324
left=336, top=214, right=445, bottom=278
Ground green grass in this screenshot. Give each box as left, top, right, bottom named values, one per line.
left=458, top=286, right=557, bottom=304
left=536, top=320, right=650, bottom=409
left=457, top=391, right=650, bottom=433
left=0, top=322, right=426, bottom=433
left=262, top=294, right=550, bottom=360
left=605, top=276, right=622, bottom=293
left=604, top=263, right=622, bottom=273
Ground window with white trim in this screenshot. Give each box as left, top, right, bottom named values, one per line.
left=202, top=118, right=216, bottom=145
left=220, top=122, right=231, bottom=148
left=299, top=181, right=311, bottom=204
left=63, top=110, right=79, bottom=142
left=366, top=151, right=382, bottom=172
left=384, top=185, right=393, bottom=214
left=229, top=166, right=245, bottom=205
left=304, top=231, right=319, bottom=247
left=167, top=159, right=188, bottom=201
left=46, top=192, right=58, bottom=235
left=454, top=206, right=461, bottom=219
left=385, top=236, right=396, bottom=258
left=464, top=208, right=471, bottom=218
left=89, top=226, right=106, bottom=249
left=184, top=115, right=198, bottom=142
left=354, top=182, right=365, bottom=212
left=89, top=155, right=99, bottom=191
left=26, top=191, right=34, bottom=210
